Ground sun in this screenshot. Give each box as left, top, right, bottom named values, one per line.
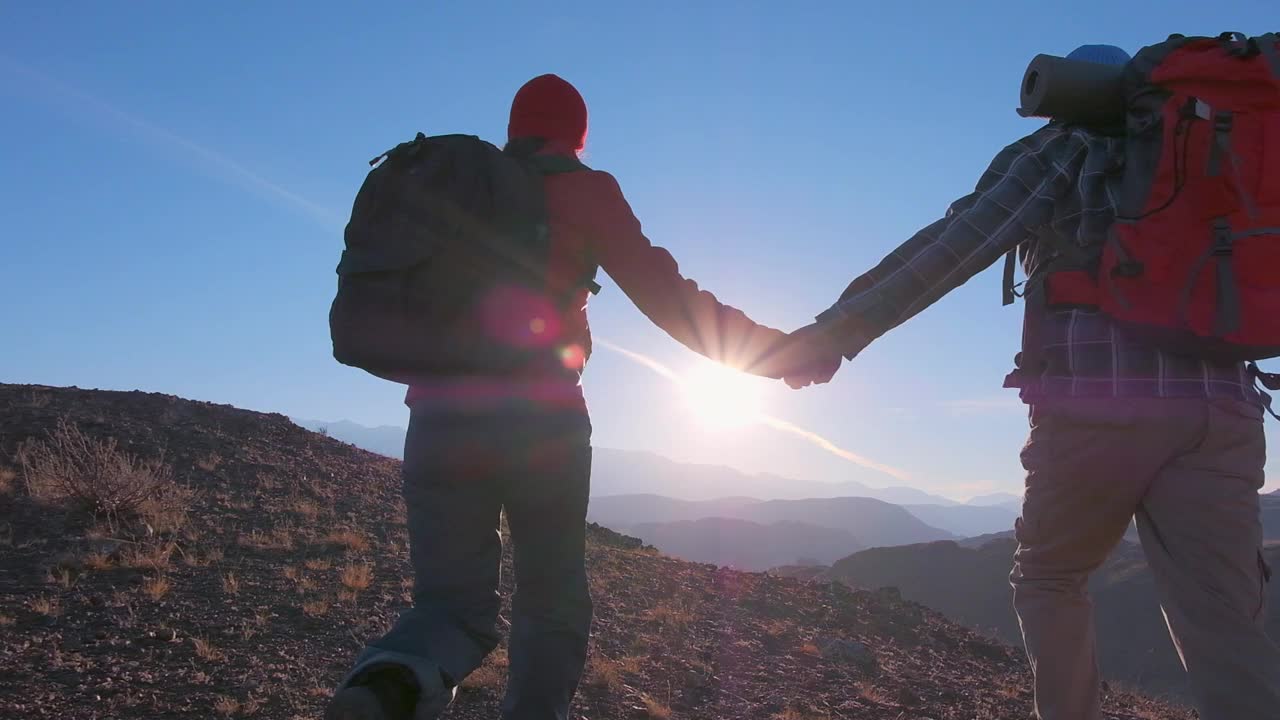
left=680, top=361, right=768, bottom=430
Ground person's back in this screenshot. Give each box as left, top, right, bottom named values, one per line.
left=328, top=74, right=796, bottom=720
left=804, top=41, right=1280, bottom=720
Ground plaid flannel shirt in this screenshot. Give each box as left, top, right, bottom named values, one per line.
left=815, top=124, right=1264, bottom=407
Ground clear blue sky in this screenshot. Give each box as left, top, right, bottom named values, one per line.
left=3, top=1, right=1276, bottom=497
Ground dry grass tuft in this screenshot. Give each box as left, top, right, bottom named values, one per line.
left=193, top=636, right=223, bottom=662
left=856, top=681, right=894, bottom=705
left=0, top=614, right=13, bottom=627
left=121, top=540, right=176, bottom=571
left=222, top=572, right=240, bottom=595
left=48, top=567, right=75, bottom=589
left=205, top=547, right=225, bottom=564
left=213, top=695, right=239, bottom=716
left=289, top=498, right=321, bottom=520
left=462, top=648, right=509, bottom=691
left=323, top=528, right=370, bottom=553
left=142, top=575, right=172, bottom=600
left=774, top=707, right=831, bottom=720
left=304, top=558, right=331, bottom=571
left=800, top=642, right=821, bottom=657
left=585, top=656, right=625, bottom=692
left=302, top=598, right=330, bottom=618
left=82, top=552, right=114, bottom=571
left=195, top=453, right=222, bottom=473
left=340, top=562, right=374, bottom=591
left=19, top=419, right=188, bottom=527
left=239, top=527, right=294, bottom=551
left=640, top=693, right=672, bottom=719
left=646, top=601, right=694, bottom=635
left=30, top=596, right=61, bottom=616
left=0, top=467, right=16, bottom=495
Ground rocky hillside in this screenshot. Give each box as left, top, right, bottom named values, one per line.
left=0, top=384, right=1191, bottom=719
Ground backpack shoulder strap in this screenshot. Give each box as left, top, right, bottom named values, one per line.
left=515, top=152, right=603, bottom=296
left=1256, top=33, right=1280, bottom=79
left=528, top=154, right=591, bottom=176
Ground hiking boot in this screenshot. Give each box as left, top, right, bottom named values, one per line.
left=324, top=666, right=455, bottom=720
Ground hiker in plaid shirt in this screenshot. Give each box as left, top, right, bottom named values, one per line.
left=778, top=45, right=1279, bottom=720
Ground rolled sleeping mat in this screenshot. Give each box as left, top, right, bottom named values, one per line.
left=1017, top=54, right=1126, bottom=126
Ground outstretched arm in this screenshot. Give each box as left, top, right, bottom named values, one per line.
left=814, top=125, right=1095, bottom=359
left=585, top=171, right=796, bottom=377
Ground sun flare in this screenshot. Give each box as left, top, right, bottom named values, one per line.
left=680, top=361, right=767, bottom=430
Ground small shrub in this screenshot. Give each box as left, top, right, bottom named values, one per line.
left=340, top=562, right=373, bottom=591
left=19, top=419, right=185, bottom=525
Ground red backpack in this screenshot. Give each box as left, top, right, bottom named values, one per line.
left=1040, top=33, right=1280, bottom=369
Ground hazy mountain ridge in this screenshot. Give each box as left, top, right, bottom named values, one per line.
left=298, top=419, right=964, bottom=506
left=588, top=494, right=955, bottom=553
left=629, top=517, right=861, bottom=571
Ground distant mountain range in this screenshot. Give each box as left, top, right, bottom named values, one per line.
left=295, top=418, right=971, bottom=506
left=630, top=518, right=860, bottom=571
left=793, top=537, right=1280, bottom=701
left=588, top=494, right=954, bottom=568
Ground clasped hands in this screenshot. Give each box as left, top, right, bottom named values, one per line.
left=753, top=322, right=849, bottom=390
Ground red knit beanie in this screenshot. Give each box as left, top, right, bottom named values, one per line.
left=508, top=74, right=588, bottom=152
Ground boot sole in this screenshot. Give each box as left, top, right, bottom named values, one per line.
left=324, top=686, right=388, bottom=720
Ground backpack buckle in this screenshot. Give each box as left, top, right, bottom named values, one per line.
left=1111, top=260, right=1145, bottom=278
left=1211, top=218, right=1235, bottom=256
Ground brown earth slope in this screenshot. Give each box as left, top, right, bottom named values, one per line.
left=0, top=384, right=1191, bottom=719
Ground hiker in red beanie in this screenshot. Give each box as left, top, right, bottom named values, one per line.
left=326, top=74, right=833, bottom=720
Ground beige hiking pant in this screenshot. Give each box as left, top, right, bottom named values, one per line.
left=1010, top=398, right=1278, bottom=720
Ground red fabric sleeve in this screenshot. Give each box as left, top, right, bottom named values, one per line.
left=580, top=171, right=790, bottom=376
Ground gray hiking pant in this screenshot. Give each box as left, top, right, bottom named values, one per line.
left=1011, top=397, right=1278, bottom=720
left=342, top=401, right=593, bottom=720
